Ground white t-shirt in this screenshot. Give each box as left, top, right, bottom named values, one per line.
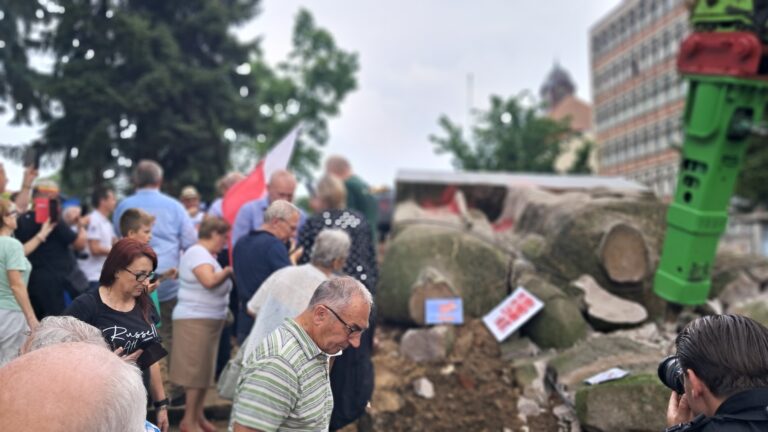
left=173, top=244, right=232, bottom=320
left=79, top=210, right=116, bottom=282
left=243, top=264, right=327, bottom=359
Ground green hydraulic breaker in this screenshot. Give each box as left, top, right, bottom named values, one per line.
left=653, top=0, right=768, bottom=304
left=654, top=76, right=768, bottom=305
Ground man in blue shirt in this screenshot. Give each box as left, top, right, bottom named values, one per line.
left=232, top=200, right=300, bottom=344
left=231, top=169, right=305, bottom=247
left=112, top=160, right=196, bottom=369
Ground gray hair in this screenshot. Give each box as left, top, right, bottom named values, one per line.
left=132, top=159, right=163, bottom=188
left=316, top=174, right=347, bottom=210
left=102, top=360, right=148, bottom=432
left=22, top=316, right=108, bottom=354
left=310, top=229, right=351, bottom=268
left=308, top=276, right=373, bottom=312
left=263, top=199, right=299, bottom=224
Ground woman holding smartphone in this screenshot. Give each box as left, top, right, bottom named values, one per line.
left=64, top=238, right=169, bottom=432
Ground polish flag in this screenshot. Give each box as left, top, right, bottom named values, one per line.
left=222, top=125, right=301, bottom=228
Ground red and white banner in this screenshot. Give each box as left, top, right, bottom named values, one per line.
left=482, top=286, right=544, bottom=342
left=222, top=125, right=301, bottom=227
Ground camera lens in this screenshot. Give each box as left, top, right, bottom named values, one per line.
left=657, top=355, right=685, bottom=394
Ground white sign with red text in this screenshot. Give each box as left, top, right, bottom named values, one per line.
left=482, top=286, right=544, bottom=342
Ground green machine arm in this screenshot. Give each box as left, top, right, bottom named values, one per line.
left=654, top=0, right=768, bottom=305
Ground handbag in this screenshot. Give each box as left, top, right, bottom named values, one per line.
left=217, top=339, right=247, bottom=400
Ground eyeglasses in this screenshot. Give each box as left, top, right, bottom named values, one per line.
left=280, top=218, right=298, bottom=231
left=123, top=268, right=156, bottom=283
left=5, top=209, right=18, bottom=217
left=321, top=305, right=364, bottom=336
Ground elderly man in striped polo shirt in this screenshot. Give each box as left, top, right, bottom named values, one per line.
left=231, top=276, right=373, bottom=432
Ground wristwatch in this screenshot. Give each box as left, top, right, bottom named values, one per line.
left=153, top=398, right=170, bottom=410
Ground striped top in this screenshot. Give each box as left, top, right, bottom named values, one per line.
left=230, top=318, right=333, bottom=432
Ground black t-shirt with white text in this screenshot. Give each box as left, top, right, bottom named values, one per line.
left=64, top=290, right=165, bottom=369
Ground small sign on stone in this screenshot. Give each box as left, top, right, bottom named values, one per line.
left=584, top=367, right=630, bottom=385
left=482, top=286, right=544, bottom=342
left=425, top=298, right=464, bottom=325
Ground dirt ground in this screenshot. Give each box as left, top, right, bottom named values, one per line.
left=354, top=320, right=560, bottom=432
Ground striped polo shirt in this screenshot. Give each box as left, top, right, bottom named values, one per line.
left=230, top=318, right=333, bottom=432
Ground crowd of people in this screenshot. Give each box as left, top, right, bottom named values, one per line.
left=0, top=155, right=380, bottom=432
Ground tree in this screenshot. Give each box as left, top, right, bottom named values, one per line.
left=430, top=95, right=574, bottom=173
left=0, top=2, right=357, bottom=198
left=566, top=140, right=594, bottom=174
left=736, top=138, right=768, bottom=206
left=0, top=0, right=52, bottom=126
left=232, top=9, right=358, bottom=180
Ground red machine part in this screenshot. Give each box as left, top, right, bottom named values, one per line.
left=677, top=31, right=762, bottom=77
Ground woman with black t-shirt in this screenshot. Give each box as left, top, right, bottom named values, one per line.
left=64, top=238, right=169, bottom=432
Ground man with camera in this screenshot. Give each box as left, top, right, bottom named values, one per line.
left=663, top=314, right=768, bottom=431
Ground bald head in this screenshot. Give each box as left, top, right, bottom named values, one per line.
left=325, top=156, right=352, bottom=179
left=267, top=170, right=297, bottom=203
left=0, top=342, right=147, bottom=432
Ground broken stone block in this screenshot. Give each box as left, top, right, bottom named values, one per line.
left=518, top=274, right=588, bottom=349
left=571, top=274, right=647, bottom=331
left=516, top=396, right=542, bottom=422
left=729, top=294, right=768, bottom=327
left=718, top=271, right=760, bottom=308
left=575, top=374, right=668, bottom=432
left=500, top=336, right=541, bottom=361
left=547, top=335, right=665, bottom=390
left=413, top=377, right=435, bottom=399
left=399, top=325, right=455, bottom=363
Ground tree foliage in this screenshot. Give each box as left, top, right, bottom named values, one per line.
left=430, top=95, right=574, bottom=173
left=566, top=140, right=594, bottom=174
left=232, top=9, right=358, bottom=180
left=736, top=138, right=768, bottom=206
left=0, top=1, right=357, bottom=198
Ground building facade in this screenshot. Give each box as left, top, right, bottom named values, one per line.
left=590, top=0, right=689, bottom=197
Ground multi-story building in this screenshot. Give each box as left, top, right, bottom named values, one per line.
left=590, top=0, right=690, bottom=197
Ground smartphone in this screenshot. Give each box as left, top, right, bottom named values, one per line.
left=34, top=198, right=49, bottom=224
left=35, top=198, right=60, bottom=224
left=48, top=199, right=59, bottom=224
left=22, top=147, right=40, bottom=169
left=136, top=341, right=168, bottom=370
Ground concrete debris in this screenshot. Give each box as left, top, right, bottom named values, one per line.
left=413, top=377, right=435, bottom=399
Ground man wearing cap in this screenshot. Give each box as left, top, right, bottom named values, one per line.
left=15, top=179, right=88, bottom=318
left=179, top=186, right=204, bottom=231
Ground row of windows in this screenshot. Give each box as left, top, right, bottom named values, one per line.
left=599, top=116, right=683, bottom=167
left=592, top=0, right=686, bottom=58
left=625, top=163, right=679, bottom=197
left=593, top=19, right=688, bottom=96
left=595, top=73, right=687, bottom=133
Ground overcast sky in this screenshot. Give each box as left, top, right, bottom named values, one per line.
left=1, top=0, right=619, bottom=191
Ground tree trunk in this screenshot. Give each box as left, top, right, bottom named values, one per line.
left=498, top=187, right=668, bottom=317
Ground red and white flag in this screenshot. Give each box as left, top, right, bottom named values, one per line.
left=222, top=125, right=301, bottom=227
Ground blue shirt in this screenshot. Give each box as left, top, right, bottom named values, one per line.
left=113, top=189, right=197, bottom=302
left=231, top=197, right=306, bottom=248
left=232, top=230, right=291, bottom=343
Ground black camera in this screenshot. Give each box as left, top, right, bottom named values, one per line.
left=658, top=355, right=685, bottom=394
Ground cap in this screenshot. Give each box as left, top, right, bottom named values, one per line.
left=180, top=186, right=200, bottom=199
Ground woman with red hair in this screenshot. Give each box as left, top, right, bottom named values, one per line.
left=64, top=238, right=169, bottom=432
